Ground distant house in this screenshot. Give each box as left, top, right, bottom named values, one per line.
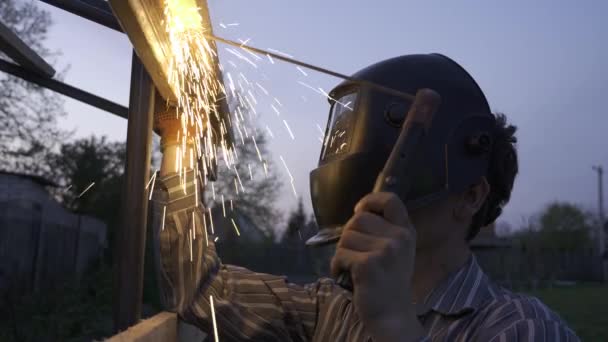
left=0, top=171, right=107, bottom=294
left=470, top=223, right=512, bottom=250
left=470, top=223, right=513, bottom=285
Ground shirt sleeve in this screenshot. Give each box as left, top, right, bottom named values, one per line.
left=151, top=171, right=371, bottom=342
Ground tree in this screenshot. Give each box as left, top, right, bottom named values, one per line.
left=282, top=197, right=307, bottom=243
left=44, top=135, right=126, bottom=261
left=206, top=100, right=284, bottom=238
left=0, top=0, right=69, bottom=174
left=514, top=202, right=593, bottom=252
left=537, top=202, right=593, bottom=251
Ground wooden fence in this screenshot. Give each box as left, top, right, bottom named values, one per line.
left=475, top=246, right=603, bottom=290
left=0, top=200, right=106, bottom=295
left=217, top=239, right=603, bottom=289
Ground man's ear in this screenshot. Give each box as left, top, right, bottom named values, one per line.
left=453, top=177, right=490, bottom=222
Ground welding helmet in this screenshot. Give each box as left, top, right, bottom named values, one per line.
left=307, top=54, right=496, bottom=246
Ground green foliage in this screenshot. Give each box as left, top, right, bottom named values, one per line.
left=282, top=197, right=307, bottom=243
left=514, top=201, right=593, bottom=252
left=0, top=263, right=114, bottom=342
left=528, top=284, right=608, bottom=341
left=209, top=130, right=283, bottom=237
left=44, top=135, right=126, bottom=263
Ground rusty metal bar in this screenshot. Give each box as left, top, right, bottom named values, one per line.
left=113, top=52, right=155, bottom=332
left=0, top=20, right=56, bottom=77
left=38, top=0, right=123, bottom=32
left=0, top=59, right=128, bottom=118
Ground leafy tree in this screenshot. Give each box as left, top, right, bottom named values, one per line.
left=515, top=202, right=593, bottom=252
left=537, top=202, right=593, bottom=251
left=282, top=197, right=307, bottom=244
left=0, top=0, right=70, bottom=174
left=206, top=96, right=284, bottom=237
left=44, top=135, right=126, bottom=262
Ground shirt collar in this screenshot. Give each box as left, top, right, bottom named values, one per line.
left=415, top=254, right=491, bottom=317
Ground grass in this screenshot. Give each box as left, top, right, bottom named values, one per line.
left=527, top=284, right=608, bottom=341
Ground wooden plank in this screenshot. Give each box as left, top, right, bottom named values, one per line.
left=0, top=20, right=55, bottom=77
left=106, top=312, right=178, bottom=342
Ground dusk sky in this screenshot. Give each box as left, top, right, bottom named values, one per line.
left=31, top=0, right=607, bottom=231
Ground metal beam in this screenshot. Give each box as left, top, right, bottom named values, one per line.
left=113, top=52, right=155, bottom=332
left=0, top=21, right=56, bottom=77
left=0, top=59, right=128, bottom=118
left=38, top=0, right=123, bottom=33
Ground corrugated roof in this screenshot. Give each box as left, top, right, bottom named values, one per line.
left=0, top=170, right=58, bottom=187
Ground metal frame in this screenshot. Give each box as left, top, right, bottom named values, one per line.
left=38, top=0, right=123, bottom=32
left=0, top=59, right=127, bottom=118
left=0, top=0, right=144, bottom=333
left=0, top=20, right=55, bottom=77
left=113, top=52, right=155, bottom=331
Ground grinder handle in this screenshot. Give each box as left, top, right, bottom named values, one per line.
left=337, top=88, right=441, bottom=291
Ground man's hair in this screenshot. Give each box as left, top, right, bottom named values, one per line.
left=466, top=113, right=518, bottom=241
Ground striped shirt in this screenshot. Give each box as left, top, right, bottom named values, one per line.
left=152, top=172, right=580, bottom=341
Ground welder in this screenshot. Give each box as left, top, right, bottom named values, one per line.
left=152, top=54, right=579, bottom=341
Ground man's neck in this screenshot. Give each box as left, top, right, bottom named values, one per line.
left=411, top=242, right=471, bottom=304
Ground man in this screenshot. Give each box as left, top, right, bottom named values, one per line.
left=152, top=54, right=579, bottom=341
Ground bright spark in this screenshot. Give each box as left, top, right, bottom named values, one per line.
left=210, top=295, right=220, bottom=342
left=77, top=182, right=95, bottom=198
left=255, top=82, right=269, bottom=95
left=208, top=208, right=215, bottom=234
left=192, top=211, right=196, bottom=241
left=280, top=156, right=294, bottom=182
left=283, top=120, right=295, bottom=140
left=148, top=170, right=158, bottom=200
left=146, top=170, right=158, bottom=190
left=189, top=229, right=193, bottom=262
left=203, top=216, right=208, bottom=246
left=268, top=48, right=293, bottom=58
left=265, top=125, right=275, bottom=139
left=161, top=206, right=167, bottom=231
left=231, top=218, right=241, bottom=236
left=221, top=194, right=226, bottom=217
left=296, top=66, right=308, bottom=76
left=271, top=104, right=281, bottom=116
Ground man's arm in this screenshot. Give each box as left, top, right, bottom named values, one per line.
left=151, top=171, right=375, bottom=341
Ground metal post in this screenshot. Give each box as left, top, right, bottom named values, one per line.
left=593, top=166, right=605, bottom=255
left=113, top=52, right=155, bottom=332
left=592, top=165, right=607, bottom=283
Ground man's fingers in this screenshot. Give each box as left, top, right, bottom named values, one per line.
left=331, top=248, right=366, bottom=278
left=344, top=211, right=398, bottom=238
left=339, top=229, right=391, bottom=252
left=354, top=192, right=410, bottom=227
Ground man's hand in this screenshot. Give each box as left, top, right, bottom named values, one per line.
left=331, top=192, right=425, bottom=342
